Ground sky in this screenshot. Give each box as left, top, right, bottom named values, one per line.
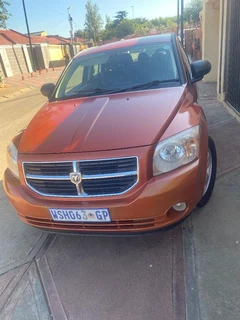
left=6, top=0, right=188, bottom=38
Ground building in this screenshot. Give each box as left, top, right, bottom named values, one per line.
left=28, top=31, right=48, bottom=36
left=0, top=29, right=31, bottom=77
left=0, top=29, right=86, bottom=78
left=201, top=0, right=240, bottom=114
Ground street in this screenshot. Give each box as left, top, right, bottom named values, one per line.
left=0, top=89, right=46, bottom=178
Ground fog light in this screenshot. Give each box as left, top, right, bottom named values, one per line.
left=173, top=202, right=187, bottom=212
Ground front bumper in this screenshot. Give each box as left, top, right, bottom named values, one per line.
left=3, top=157, right=205, bottom=234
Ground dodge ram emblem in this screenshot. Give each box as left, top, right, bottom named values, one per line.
left=70, top=172, right=82, bottom=185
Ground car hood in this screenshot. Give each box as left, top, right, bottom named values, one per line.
left=19, top=87, right=185, bottom=154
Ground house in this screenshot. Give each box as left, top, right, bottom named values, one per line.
left=201, top=0, right=240, bottom=114
left=0, top=29, right=29, bottom=45
left=0, top=29, right=31, bottom=77
left=28, top=31, right=48, bottom=36
left=0, top=29, right=85, bottom=77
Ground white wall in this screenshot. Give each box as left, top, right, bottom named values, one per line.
left=202, top=1, right=220, bottom=82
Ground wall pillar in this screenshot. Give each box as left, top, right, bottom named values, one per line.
left=217, top=0, right=230, bottom=100
left=0, top=47, right=13, bottom=77
left=22, top=45, right=33, bottom=73
left=202, top=0, right=220, bottom=82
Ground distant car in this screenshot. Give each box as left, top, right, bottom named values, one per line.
left=4, top=34, right=216, bottom=235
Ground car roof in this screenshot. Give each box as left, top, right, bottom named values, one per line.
left=75, top=34, right=174, bottom=58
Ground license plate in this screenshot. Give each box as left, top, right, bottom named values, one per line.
left=49, top=208, right=111, bottom=222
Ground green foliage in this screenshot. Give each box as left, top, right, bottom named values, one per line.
left=114, top=11, right=128, bottom=22
left=83, top=4, right=202, bottom=43
left=84, top=0, right=103, bottom=44
left=134, top=17, right=149, bottom=25
left=74, top=29, right=87, bottom=39
left=101, top=12, right=181, bottom=41
left=0, top=1, right=11, bottom=29
left=184, top=0, right=203, bottom=25
left=105, top=14, right=111, bottom=26
left=116, top=19, right=135, bottom=38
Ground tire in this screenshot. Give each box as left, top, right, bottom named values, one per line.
left=197, top=136, right=217, bottom=208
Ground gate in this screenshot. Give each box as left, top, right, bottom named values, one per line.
left=226, top=0, right=240, bottom=113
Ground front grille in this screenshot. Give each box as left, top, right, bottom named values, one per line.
left=23, top=157, right=138, bottom=197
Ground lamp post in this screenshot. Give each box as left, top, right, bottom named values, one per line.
left=132, top=6, right=134, bottom=19
left=180, top=0, right=184, bottom=47
left=67, top=6, right=74, bottom=45
left=22, top=0, right=36, bottom=71
left=177, top=0, right=180, bottom=37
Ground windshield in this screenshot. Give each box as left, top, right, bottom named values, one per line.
left=54, top=41, right=180, bottom=100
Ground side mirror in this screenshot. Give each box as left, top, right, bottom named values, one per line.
left=40, top=83, right=55, bottom=99
left=191, top=60, right=211, bottom=83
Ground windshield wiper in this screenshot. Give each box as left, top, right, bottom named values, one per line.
left=72, top=80, right=179, bottom=96
left=54, top=79, right=179, bottom=101
left=70, top=87, right=121, bottom=97
left=123, top=79, right=179, bottom=92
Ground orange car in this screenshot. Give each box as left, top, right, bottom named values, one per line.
left=4, top=34, right=217, bottom=234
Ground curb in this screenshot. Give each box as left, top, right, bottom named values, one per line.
left=0, top=86, right=33, bottom=103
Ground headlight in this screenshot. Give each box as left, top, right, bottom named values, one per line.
left=153, top=125, right=200, bottom=176
left=7, top=142, right=19, bottom=178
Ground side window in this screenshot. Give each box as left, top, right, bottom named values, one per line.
left=179, top=45, right=192, bottom=78
left=92, top=64, right=99, bottom=76
left=65, top=65, right=84, bottom=93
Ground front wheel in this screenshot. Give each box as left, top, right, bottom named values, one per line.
left=197, top=136, right=217, bottom=208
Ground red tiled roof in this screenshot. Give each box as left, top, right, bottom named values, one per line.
left=30, top=36, right=48, bottom=44
left=0, top=29, right=29, bottom=45
left=47, top=35, right=71, bottom=44
left=30, top=35, right=70, bottom=45
left=0, top=34, right=12, bottom=45
left=0, top=29, right=71, bottom=46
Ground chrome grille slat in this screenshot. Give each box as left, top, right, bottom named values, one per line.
left=23, top=157, right=138, bottom=198
left=25, top=171, right=137, bottom=181
left=24, top=162, right=73, bottom=176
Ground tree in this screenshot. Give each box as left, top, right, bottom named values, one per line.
left=101, top=11, right=179, bottom=41
left=134, top=17, right=148, bottom=25
left=114, top=10, right=128, bottom=25
left=184, top=0, right=203, bottom=25
left=135, top=24, right=150, bottom=36
left=115, top=11, right=128, bottom=22
left=165, top=18, right=176, bottom=32
left=74, top=29, right=87, bottom=39
left=102, top=15, right=117, bottom=40
left=105, top=14, right=111, bottom=26
left=116, top=19, right=135, bottom=38
left=0, top=1, right=11, bottom=29
left=84, top=0, right=103, bottom=44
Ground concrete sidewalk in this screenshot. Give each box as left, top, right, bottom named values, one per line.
left=0, top=67, right=64, bottom=100
left=184, top=82, right=240, bottom=320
